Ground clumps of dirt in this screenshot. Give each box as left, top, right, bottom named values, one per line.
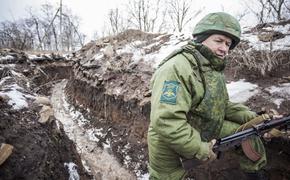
left=0, top=100, right=90, bottom=180
left=29, top=64, right=73, bottom=96
left=65, top=79, right=149, bottom=175
left=65, top=27, right=290, bottom=179
left=64, top=29, right=170, bottom=176
left=0, top=49, right=90, bottom=179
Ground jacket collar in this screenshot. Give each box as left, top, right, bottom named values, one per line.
left=187, top=41, right=226, bottom=71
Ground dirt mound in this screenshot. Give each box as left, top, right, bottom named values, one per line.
left=0, top=99, right=90, bottom=179
left=65, top=29, right=163, bottom=176
left=0, top=49, right=90, bottom=179
left=66, top=28, right=290, bottom=179
left=1, top=23, right=290, bottom=179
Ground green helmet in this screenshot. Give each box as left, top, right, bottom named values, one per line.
left=192, top=12, right=241, bottom=49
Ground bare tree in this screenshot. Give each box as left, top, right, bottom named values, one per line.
left=108, top=8, right=128, bottom=35
left=127, top=0, right=166, bottom=32
left=27, top=8, right=44, bottom=49
left=60, top=10, right=85, bottom=51
left=0, top=20, right=33, bottom=50
left=235, top=9, right=250, bottom=22
left=167, top=0, right=202, bottom=32
left=39, top=3, right=59, bottom=50
left=245, top=0, right=290, bottom=23
left=267, top=0, right=285, bottom=21
left=0, top=2, right=85, bottom=51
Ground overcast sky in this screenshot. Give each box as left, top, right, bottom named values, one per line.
left=0, top=0, right=257, bottom=40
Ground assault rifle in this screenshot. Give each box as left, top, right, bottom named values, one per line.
left=181, top=115, right=290, bottom=171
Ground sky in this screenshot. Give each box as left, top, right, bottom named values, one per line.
left=0, top=0, right=258, bottom=41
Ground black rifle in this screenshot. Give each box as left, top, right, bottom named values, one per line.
left=181, top=115, right=290, bottom=171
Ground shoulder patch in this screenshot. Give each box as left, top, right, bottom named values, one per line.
left=160, top=81, right=180, bottom=105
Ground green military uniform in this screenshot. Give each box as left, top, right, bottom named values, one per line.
left=148, top=12, right=267, bottom=180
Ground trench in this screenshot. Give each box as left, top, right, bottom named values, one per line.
left=37, top=61, right=290, bottom=180
left=51, top=80, right=136, bottom=180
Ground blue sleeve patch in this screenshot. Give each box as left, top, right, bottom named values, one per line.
left=160, top=81, right=180, bottom=105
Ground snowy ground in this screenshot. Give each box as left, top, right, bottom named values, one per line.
left=1, top=66, right=289, bottom=180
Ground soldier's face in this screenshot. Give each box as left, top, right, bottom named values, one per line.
left=202, top=34, right=232, bottom=59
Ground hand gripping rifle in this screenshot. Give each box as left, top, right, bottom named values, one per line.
left=181, top=115, right=290, bottom=171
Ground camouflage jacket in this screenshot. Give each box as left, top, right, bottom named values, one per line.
left=148, top=41, right=255, bottom=177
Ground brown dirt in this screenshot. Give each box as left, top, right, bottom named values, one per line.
left=0, top=99, right=91, bottom=180
left=1, top=26, right=290, bottom=180
left=0, top=55, right=91, bottom=179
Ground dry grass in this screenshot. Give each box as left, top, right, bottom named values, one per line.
left=228, top=42, right=289, bottom=76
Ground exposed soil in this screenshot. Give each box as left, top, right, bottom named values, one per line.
left=0, top=56, right=91, bottom=180
left=64, top=29, right=290, bottom=179
left=0, top=94, right=90, bottom=180
left=51, top=80, right=135, bottom=180
left=1, top=27, right=290, bottom=180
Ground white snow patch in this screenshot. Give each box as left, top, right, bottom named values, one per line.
left=64, top=162, right=80, bottom=180
left=27, top=54, right=51, bottom=60
left=55, top=120, right=62, bottom=131
left=63, top=97, right=90, bottom=127
left=143, top=33, right=189, bottom=68
left=273, top=98, right=284, bottom=109
left=0, top=55, right=15, bottom=61
left=266, top=83, right=290, bottom=96
left=227, top=79, right=259, bottom=103
left=86, top=128, right=103, bottom=142
left=116, top=33, right=189, bottom=69
left=242, top=24, right=290, bottom=51
left=93, top=53, right=104, bottom=60
left=81, top=159, right=91, bottom=173
left=114, top=87, right=122, bottom=95
left=138, top=173, right=149, bottom=180
left=11, top=70, right=24, bottom=77
left=265, top=83, right=290, bottom=108
left=0, top=84, right=30, bottom=110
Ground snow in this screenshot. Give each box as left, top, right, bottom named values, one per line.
left=52, top=80, right=135, bottom=179
left=1, top=25, right=289, bottom=178
left=143, top=33, right=189, bottom=68
left=266, top=83, right=290, bottom=96
left=0, top=55, right=14, bottom=62
left=93, top=53, right=104, bottom=60
left=273, top=98, right=284, bottom=109
left=60, top=85, right=111, bottom=149
left=242, top=24, right=290, bottom=51
left=64, top=162, right=80, bottom=180
left=226, top=79, right=259, bottom=103
left=116, top=33, right=189, bottom=68
left=139, top=173, right=149, bottom=180
left=265, top=83, right=290, bottom=108
left=116, top=41, right=144, bottom=64
left=0, top=83, right=32, bottom=110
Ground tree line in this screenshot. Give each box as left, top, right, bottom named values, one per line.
left=0, top=3, right=85, bottom=51
left=0, top=0, right=289, bottom=51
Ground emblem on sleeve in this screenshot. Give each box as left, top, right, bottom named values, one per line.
left=160, top=81, right=180, bottom=105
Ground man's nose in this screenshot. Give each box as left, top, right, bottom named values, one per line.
left=219, top=43, right=229, bottom=53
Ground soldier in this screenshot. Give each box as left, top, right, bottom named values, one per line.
left=148, top=12, right=268, bottom=180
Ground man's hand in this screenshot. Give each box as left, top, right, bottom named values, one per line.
left=202, top=139, right=217, bottom=164
left=263, top=109, right=284, bottom=141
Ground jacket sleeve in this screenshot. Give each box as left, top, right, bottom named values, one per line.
left=150, top=55, right=210, bottom=160
left=225, top=101, right=257, bottom=125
